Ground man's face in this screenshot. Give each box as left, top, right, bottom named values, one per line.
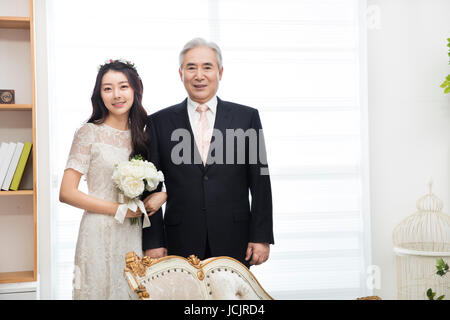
left=179, top=46, right=223, bottom=104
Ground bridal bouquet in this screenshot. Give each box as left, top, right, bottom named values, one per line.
left=112, top=154, right=164, bottom=228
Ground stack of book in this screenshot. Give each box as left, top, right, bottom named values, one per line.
left=0, top=142, right=33, bottom=191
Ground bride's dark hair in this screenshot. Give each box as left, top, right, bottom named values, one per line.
left=88, top=59, right=148, bottom=159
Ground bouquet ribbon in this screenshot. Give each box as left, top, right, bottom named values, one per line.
left=114, top=194, right=151, bottom=228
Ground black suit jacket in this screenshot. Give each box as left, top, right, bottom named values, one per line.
left=143, top=97, right=274, bottom=266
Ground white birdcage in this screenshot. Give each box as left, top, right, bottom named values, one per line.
left=393, top=182, right=450, bottom=299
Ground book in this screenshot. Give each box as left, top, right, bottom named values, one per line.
left=2, top=142, right=24, bottom=190
left=0, top=142, right=8, bottom=169
left=0, top=142, right=15, bottom=187
left=9, top=142, right=32, bottom=191
left=19, top=150, right=33, bottom=190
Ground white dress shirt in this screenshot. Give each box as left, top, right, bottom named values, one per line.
left=187, top=95, right=217, bottom=144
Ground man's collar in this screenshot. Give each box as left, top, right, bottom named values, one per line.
left=187, top=96, right=218, bottom=114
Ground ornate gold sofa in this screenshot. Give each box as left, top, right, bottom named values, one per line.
left=123, top=252, right=273, bottom=300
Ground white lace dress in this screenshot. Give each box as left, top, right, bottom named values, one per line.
left=65, top=122, right=142, bottom=300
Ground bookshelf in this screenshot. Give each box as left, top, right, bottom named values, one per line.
left=0, top=17, right=30, bottom=29
left=0, top=190, right=34, bottom=196
left=0, top=0, right=37, bottom=285
left=0, top=104, right=33, bottom=111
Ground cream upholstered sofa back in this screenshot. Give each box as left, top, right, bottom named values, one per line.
left=124, top=252, right=273, bottom=300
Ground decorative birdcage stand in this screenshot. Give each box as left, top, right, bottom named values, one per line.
left=393, top=182, right=450, bottom=299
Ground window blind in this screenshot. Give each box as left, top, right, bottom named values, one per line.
left=47, top=0, right=371, bottom=299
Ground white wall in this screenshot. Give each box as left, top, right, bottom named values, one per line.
left=368, top=0, right=450, bottom=299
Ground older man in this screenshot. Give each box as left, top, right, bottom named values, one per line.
left=143, top=38, right=274, bottom=267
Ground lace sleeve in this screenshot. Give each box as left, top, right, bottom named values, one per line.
left=65, top=123, right=95, bottom=175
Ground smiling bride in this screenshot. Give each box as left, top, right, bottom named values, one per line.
left=59, top=59, right=167, bottom=300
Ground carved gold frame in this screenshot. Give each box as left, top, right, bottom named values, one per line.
left=123, top=251, right=274, bottom=300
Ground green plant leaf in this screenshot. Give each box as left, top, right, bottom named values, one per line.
left=427, top=288, right=435, bottom=300
left=441, top=80, right=449, bottom=88
left=437, top=270, right=446, bottom=276
left=445, top=86, right=450, bottom=94
left=436, top=258, right=450, bottom=274
left=130, top=217, right=141, bottom=226
left=446, top=75, right=450, bottom=81
left=437, top=295, right=445, bottom=300
left=131, top=154, right=144, bottom=161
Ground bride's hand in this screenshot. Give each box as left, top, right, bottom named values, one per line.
left=143, top=192, right=167, bottom=216
left=125, top=207, right=143, bottom=219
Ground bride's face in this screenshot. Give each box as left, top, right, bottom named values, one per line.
left=100, top=70, right=134, bottom=118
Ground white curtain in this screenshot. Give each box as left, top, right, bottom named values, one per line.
left=47, top=0, right=371, bottom=299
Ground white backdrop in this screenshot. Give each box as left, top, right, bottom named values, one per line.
left=367, top=0, right=450, bottom=299
left=47, top=0, right=371, bottom=299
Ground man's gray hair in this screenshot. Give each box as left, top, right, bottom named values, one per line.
left=179, top=37, right=223, bottom=69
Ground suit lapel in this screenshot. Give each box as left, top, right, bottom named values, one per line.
left=204, top=97, right=233, bottom=172
left=171, top=99, right=204, bottom=172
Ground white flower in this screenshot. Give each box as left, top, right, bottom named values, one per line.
left=144, top=167, right=164, bottom=192
left=112, top=157, right=164, bottom=198
left=120, top=176, right=145, bottom=199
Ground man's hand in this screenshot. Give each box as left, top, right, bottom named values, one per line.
left=144, top=247, right=167, bottom=259
left=245, top=242, right=270, bottom=266
left=143, top=192, right=167, bottom=216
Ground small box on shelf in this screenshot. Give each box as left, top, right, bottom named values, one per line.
left=0, top=90, right=15, bottom=104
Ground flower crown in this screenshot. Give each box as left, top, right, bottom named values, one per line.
left=98, top=58, right=138, bottom=72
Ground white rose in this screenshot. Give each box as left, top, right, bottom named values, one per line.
left=131, top=165, right=145, bottom=180
left=112, top=159, right=163, bottom=195
left=113, top=162, right=132, bottom=187
left=145, top=170, right=165, bottom=192
left=145, top=177, right=157, bottom=192
left=120, top=176, right=145, bottom=199
left=157, top=170, right=164, bottom=182
left=114, top=162, right=130, bottom=179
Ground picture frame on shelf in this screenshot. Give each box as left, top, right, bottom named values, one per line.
left=0, top=90, right=15, bottom=104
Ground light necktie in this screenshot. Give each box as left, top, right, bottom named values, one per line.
left=195, top=104, right=210, bottom=165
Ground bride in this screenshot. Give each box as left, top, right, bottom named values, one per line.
left=59, top=59, right=167, bottom=299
